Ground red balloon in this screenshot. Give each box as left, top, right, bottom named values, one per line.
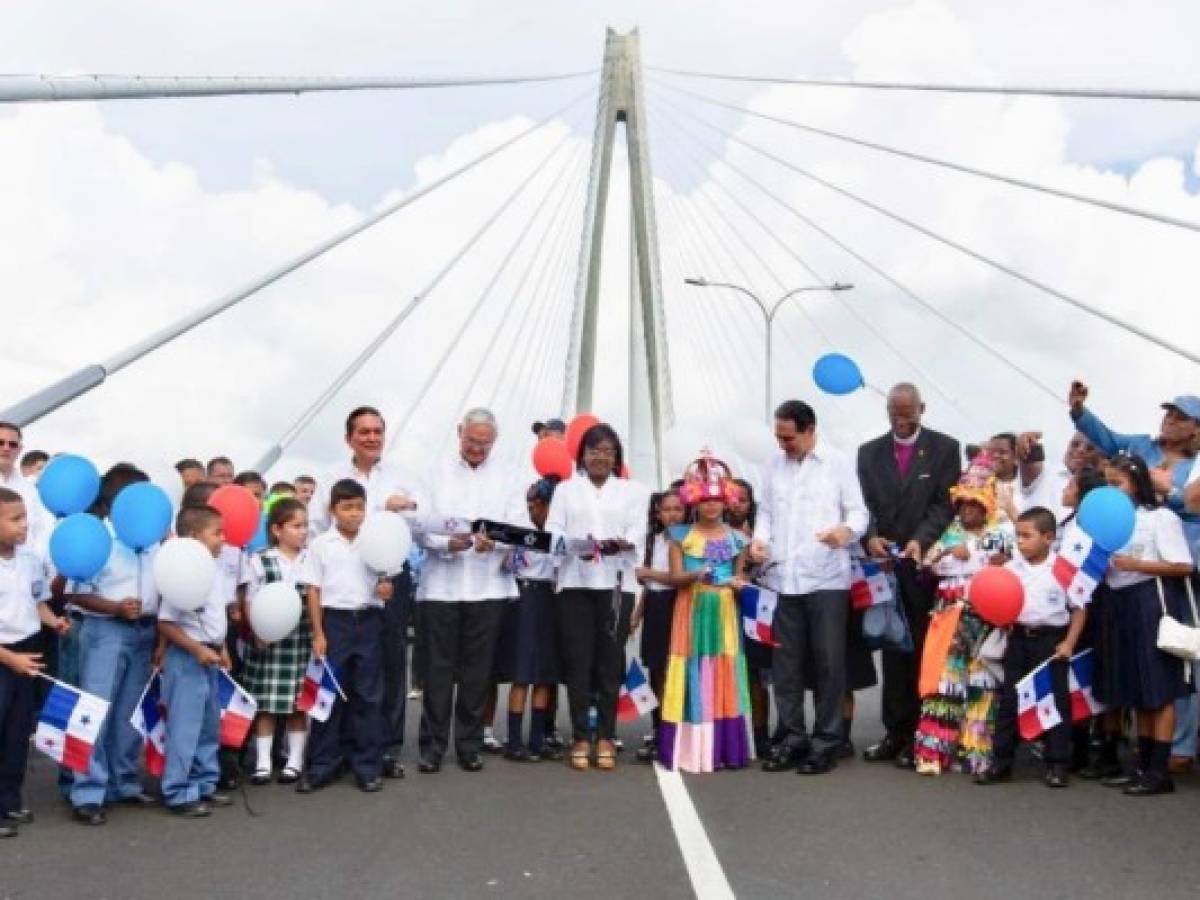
left=968, top=566, right=1025, bottom=627
left=564, top=414, right=600, bottom=457
left=619, top=463, right=630, bottom=479
left=209, top=484, right=261, bottom=548
left=532, top=437, right=573, bottom=481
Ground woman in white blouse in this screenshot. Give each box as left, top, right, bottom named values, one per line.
left=545, top=424, right=647, bottom=771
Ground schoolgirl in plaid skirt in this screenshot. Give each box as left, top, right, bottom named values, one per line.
left=241, top=498, right=312, bottom=785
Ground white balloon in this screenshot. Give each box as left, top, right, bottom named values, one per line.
left=732, top=420, right=778, bottom=464
left=153, top=538, right=216, bottom=612
left=357, top=512, right=413, bottom=576
left=247, top=581, right=302, bottom=644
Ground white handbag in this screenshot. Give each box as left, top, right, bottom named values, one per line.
left=1155, top=577, right=1200, bottom=664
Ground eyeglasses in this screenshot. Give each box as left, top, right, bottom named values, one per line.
left=0, top=440, right=19, bottom=450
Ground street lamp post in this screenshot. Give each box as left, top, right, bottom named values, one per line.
left=684, top=277, right=853, bottom=421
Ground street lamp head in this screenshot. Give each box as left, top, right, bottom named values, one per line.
left=684, top=276, right=708, bottom=287
left=830, top=282, right=853, bottom=291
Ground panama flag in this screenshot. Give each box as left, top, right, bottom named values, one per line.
left=738, top=584, right=781, bottom=646
left=616, top=658, right=658, bottom=721
left=217, top=670, right=257, bottom=749
left=1051, top=523, right=1111, bottom=606
left=129, top=672, right=167, bottom=776
left=850, top=555, right=893, bottom=611
left=295, top=657, right=343, bottom=723
left=1068, top=649, right=1106, bottom=722
left=34, top=680, right=110, bottom=774
left=1016, top=659, right=1062, bottom=740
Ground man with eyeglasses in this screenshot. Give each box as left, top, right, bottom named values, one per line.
left=0, top=422, right=49, bottom=554
left=413, top=408, right=522, bottom=774
left=1013, top=430, right=1104, bottom=524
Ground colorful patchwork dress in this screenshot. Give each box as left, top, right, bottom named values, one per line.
left=657, top=524, right=753, bottom=772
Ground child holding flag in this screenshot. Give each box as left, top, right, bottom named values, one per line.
left=1092, top=454, right=1195, bottom=795
left=977, top=507, right=1087, bottom=788
left=0, top=487, right=67, bottom=838
left=158, top=506, right=234, bottom=818
left=241, top=497, right=312, bottom=785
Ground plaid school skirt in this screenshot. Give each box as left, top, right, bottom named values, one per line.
left=242, top=609, right=313, bottom=715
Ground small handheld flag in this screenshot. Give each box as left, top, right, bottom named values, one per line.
left=34, top=679, right=110, bottom=774
left=217, top=670, right=257, bottom=749
left=738, top=584, right=781, bottom=647
left=296, top=656, right=344, bottom=723
left=129, top=672, right=167, bottom=776
left=617, top=658, right=658, bottom=721
left=850, top=555, right=893, bottom=611
left=1051, top=523, right=1110, bottom=606
left=1016, top=658, right=1062, bottom=741
left=1068, top=649, right=1106, bottom=722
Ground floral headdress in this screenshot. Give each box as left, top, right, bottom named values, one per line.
left=949, top=449, right=998, bottom=522
left=678, top=451, right=739, bottom=507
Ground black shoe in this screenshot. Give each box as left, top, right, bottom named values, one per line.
left=356, top=777, right=384, bottom=793
left=277, top=766, right=301, bottom=785
left=537, top=745, right=563, bottom=762
left=762, top=745, right=804, bottom=773
left=168, top=801, right=211, bottom=818
left=863, top=734, right=904, bottom=762
left=248, top=770, right=272, bottom=786
left=202, top=792, right=233, bottom=808
left=382, top=757, right=406, bottom=779
left=544, top=731, right=565, bottom=750
left=459, top=754, right=484, bottom=772
left=117, top=792, right=157, bottom=807
left=295, top=776, right=329, bottom=794
left=1124, top=773, right=1176, bottom=796
left=217, top=774, right=239, bottom=791
left=894, top=744, right=916, bottom=769
left=504, top=746, right=531, bottom=762
left=73, top=804, right=107, bottom=826
left=4, top=809, right=34, bottom=824
left=636, top=744, right=658, bottom=763
left=1079, top=757, right=1122, bottom=779
left=0, top=823, right=15, bottom=838
left=481, top=734, right=503, bottom=754
left=797, top=751, right=836, bottom=775
left=835, top=740, right=855, bottom=760
left=974, top=766, right=1013, bottom=785
left=1101, top=771, right=1137, bottom=788
left=417, top=757, right=442, bottom=774
left=1043, top=765, right=1069, bottom=788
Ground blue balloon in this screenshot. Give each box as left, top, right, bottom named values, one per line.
left=111, top=482, right=173, bottom=551
left=37, top=454, right=101, bottom=518
left=49, top=513, right=113, bottom=581
left=246, top=514, right=268, bottom=554
left=812, top=353, right=865, bottom=396
left=1077, top=486, right=1136, bottom=552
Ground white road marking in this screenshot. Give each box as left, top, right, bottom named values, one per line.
left=653, top=763, right=737, bottom=899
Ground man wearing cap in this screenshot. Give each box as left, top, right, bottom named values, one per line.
left=531, top=418, right=566, bottom=441
left=1069, top=381, right=1200, bottom=772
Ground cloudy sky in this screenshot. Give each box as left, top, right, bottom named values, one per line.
left=2, top=1, right=1198, bottom=491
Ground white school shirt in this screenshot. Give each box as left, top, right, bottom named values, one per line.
left=643, top=533, right=675, bottom=594
left=514, top=549, right=557, bottom=583
left=158, top=552, right=230, bottom=646
left=1007, top=556, right=1082, bottom=628
left=1105, top=506, right=1194, bottom=590
left=0, top=468, right=51, bottom=557
left=416, top=454, right=521, bottom=602
left=0, top=547, right=49, bottom=644
left=545, top=474, right=648, bottom=592
left=309, top=458, right=427, bottom=536
left=242, top=548, right=306, bottom=601
left=1016, top=463, right=1072, bottom=524
left=70, top=522, right=161, bottom=618
left=752, top=440, right=870, bottom=594
left=299, top=529, right=380, bottom=611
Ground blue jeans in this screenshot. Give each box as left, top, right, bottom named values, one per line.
left=69, top=617, right=155, bottom=808
left=160, top=645, right=220, bottom=807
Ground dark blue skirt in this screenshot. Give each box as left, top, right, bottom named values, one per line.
left=494, top=579, right=559, bottom=685
left=1094, top=578, right=1193, bottom=710
left=640, top=588, right=677, bottom=674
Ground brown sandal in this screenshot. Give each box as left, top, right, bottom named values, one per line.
left=569, top=743, right=591, bottom=771
left=595, top=740, right=617, bottom=771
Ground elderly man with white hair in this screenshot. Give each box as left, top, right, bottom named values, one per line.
left=415, top=408, right=523, bottom=774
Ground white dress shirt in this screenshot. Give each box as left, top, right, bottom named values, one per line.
left=1007, top=555, right=1082, bottom=627
left=0, top=547, right=49, bottom=644
left=1017, top=462, right=1072, bottom=524
left=514, top=549, right=558, bottom=583
left=70, top=523, right=161, bottom=617
left=643, top=533, right=675, bottom=594
left=0, top=468, right=51, bottom=557
left=158, top=544, right=230, bottom=645
left=1106, top=506, right=1194, bottom=590
left=300, top=529, right=381, bottom=610
left=243, top=548, right=306, bottom=601
left=545, top=474, right=648, bottom=592
left=309, top=458, right=427, bottom=536
left=416, top=454, right=522, bottom=602
left=753, top=440, right=870, bottom=594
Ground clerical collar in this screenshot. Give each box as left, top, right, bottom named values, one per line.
left=892, top=429, right=921, bottom=447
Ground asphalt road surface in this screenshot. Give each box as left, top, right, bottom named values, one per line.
left=7, top=683, right=1200, bottom=900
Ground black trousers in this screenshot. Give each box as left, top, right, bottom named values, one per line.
left=417, top=600, right=506, bottom=761
left=880, top=564, right=932, bottom=742
left=380, top=567, right=414, bottom=754
left=993, top=626, right=1071, bottom=767
left=307, top=608, right=384, bottom=783
left=0, top=635, right=39, bottom=816
left=556, top=589, right=633, bottom=743
left=774, top=590, right=849, bottom=755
